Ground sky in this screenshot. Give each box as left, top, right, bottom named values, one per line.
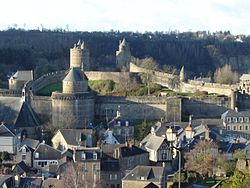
left=1, top=0, right=250, bottom=35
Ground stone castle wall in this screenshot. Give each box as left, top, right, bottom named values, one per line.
left=180, top=82, right=236, bottom=96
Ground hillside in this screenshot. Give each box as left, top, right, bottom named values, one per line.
left=1, top=29, right=250, bottom=87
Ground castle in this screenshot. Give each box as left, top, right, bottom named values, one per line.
left=1, top=39, right=246, bottom=136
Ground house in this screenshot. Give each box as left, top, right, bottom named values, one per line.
left=0, top=96, right=41, bottom=139
left=239, top=74, right=250, bottom=94
left=113, top=143, right=149, bottom=176
left=102, top=129, right=120, bottom=144
left=221, top=109, right=250, bottom=133
left=51, top=129, right=93, bottom=151
left=106, top=109, right=134, bottom=144
left=122, top=166, right=166, bottom=188
left=12, top=161, right=35, bottom=176
left=140, top=129, right=172, bottom=170
left=16, top=138, right=40, bottom=166
left=72, top=147, right=101, bottom=188
left=101, top=159, right=121, bottom=188
left=0, top=175, right=15, bottom=188
left=0, top=123, right=18, bottom=154
left=33, top=143, right=67, bottom=173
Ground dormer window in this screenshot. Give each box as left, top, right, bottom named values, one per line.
left=34, top=152, right=39, bottom=159
left=22, top=147, right=26, bottom=153
left=233, top=117, right=237, bottom=123
left=226, top=117, right=231, bottom=122
left=245, top=117, right=249, bottom=122
left=239, top=117, right=243, bottom=123
left=93, top=153, right=97, bottom=160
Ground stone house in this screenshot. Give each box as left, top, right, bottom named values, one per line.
left=0, top=123, right=18, bottom=154
left=113, top=144, right=149, bottom=176
left=122, top=165, right=166, bottom=188
left=140, top=129, right=172, bottom=168
left=33, top=143, right=67, bottom=173
left=16, top=138, right=40, bottom=167
left=101, top=159, right=121, bottom=188
left=8, top=70, right=33, bottom=90
left=73, top=147, right=101, bottom=188
left=221, top=109, right=250, bottom=132
left=51, top=129, right=93, bottom=151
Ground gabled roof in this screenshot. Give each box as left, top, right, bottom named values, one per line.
left=74, top=148, right=101, bottom=162
left=20, top=138, right=40, bottom=150
left=140, top=134, right=166, bottom=151
left=13, top=161, right=31, bottom=175
left=221, top=109, right=250, bottom=118
left=0, top=96, right=23, bottom=125
left=0, top=123, right=15, bottom=137
left=10, top=70, right=33, bottom=81
left=34, top=143, right=63, bottom=160
left=122, top=165, right=164, bottom=182
left=63, top=68, right=88, bottom=82
left=14, top=102, right=41, bottom=128
left=55, top=129, right=93, bottom=146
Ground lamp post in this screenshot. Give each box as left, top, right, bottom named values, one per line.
left=172, top=146, right=181, bottom=188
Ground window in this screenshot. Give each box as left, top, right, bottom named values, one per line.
left=227, top=125, right=230, bottom=130
left=22, top=154, right=26, bottom=160
left=239, top=126, right=242, bottom=131
left=233, top=126, right=236, bottom=130
left=22, top=147, right=26, bottom=153
left=239, top=117, right=243, bottom=123
left=81, top=152, right=86, bottom=160
left=227, top=117, right=232, bottom=122
left=162, top=153, right=167, bottom=160
left=127, top=159, right=132, bottom=168
left=245, top=117, right=249, bottom=122
left=233, top=117, right=237, bottom=123
left=93, top=153, right=97, bottom=160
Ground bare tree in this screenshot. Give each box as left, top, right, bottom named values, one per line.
left=185, top=140, right=218, bottom=178
left=214, top=64, right=239, bottom=84
left=118, top=71, right=139, bottom=96
left=139, top=57, right=159, bottom=95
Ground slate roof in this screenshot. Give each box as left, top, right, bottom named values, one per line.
left=140, top=134, right=165, bottom=151
left=117, top=145, right=148, bottom=158
left=122, top=165, right=165, bottom=182
left=221, top=109, right=250, bottom=118
left=13, top=161, right=31, bottom=175
left=0, top=175, right=14, bottom=187
left=63, top=68, right=88, bottom=82
left=144, top=182, right=159, bottom=188
left=0, top=96, right=23, bottom=125
left=19, top=177, right=42, bottom=188
left=101, top=159, right=120, bottom=172
left=58, top=129, right=92, bottom=146
left=14, top=102, right=41, bottom=128
left=34, top=143, right=63, bottom=160
left=240, top=74, right=250, bottom=80
left=10, top=70, right=33, bottom=81
left=20, top=138, right=40, bottom=150
left=74, top=148, right=101, bottom=162
left=0, top=124, right=15, bottom=137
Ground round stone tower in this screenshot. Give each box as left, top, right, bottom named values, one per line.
left=70, top=40, right=90, bottom=70
left=52, top=66, right=94, bottom=129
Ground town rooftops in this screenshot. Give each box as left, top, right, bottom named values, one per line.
left=74, top=147, right=101, bottom=162
left=10, top=70, right=33, bottom=81
left=140, top=134, right=166, bottom=151
left=56, top=128, right=93, bottom=146
left=34, top=143, right=63, bottom=160
left=122, top=165, right=165, bottom=181
left=221, top=109, right=250, bottom=119
left=20, top=138, right=40, bottom=150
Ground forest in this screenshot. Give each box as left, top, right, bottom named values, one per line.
left=1, top=29, right=250, bottom=87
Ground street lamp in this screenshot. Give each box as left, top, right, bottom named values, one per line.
left=172, top=146, right=181, bottom=188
